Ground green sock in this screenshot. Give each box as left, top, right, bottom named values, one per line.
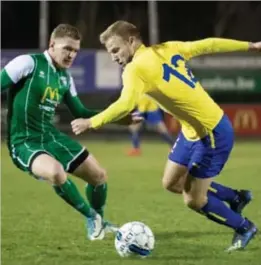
left=53, top=185, right=74, bottom=207
left=86, top=183, right=107, bottom=217
left=54, top=179, right=93, bottom=218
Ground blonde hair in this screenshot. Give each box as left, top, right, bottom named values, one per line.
left=51, top=24, right=81, bottom=40
left=100, top=20, right=141, bottom=44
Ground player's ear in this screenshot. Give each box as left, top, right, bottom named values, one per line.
left=49, top=38, right=55, bottom=48
left=129, top=36, right=135, bottom=44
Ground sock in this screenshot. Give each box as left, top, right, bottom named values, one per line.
left=131, top=132, right=140, bottom=149
left=86, top=183, right=107, bottom=217
left=209, top=182, right=237, bottom=203
left=53, top=185, right=74, bottom=207
left=200, top=193, right=250, bottom=231
left=159, top=132, right=174, bottom=146
left=54, top=178, right=93, bottom=218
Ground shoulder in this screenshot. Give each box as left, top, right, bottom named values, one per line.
left=123, top=62, right=136, bottom=74
left=122, top=62, right=140, bottom=80
left=162, top=41, right=184, bottom=47
left=155, top=41, right=186, bottom=53
left=3, top=54, right=36, bottom=83
left=6, top=54, right=35, bottom=68
left=4, top=54, right=35, bottom=75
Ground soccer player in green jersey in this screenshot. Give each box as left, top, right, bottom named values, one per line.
left=0, top=24, right=117, bottom=241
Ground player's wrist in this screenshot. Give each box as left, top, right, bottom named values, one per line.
left=248, top=42, right=255, bottom=51
left=248, top=41, right=261, bottom=52
left=89, top=118, right=94, bottom=128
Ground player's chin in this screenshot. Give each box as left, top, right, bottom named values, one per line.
left=64, top=63, right=72, bottom=69
left=62, top=61, right=73, bottom=68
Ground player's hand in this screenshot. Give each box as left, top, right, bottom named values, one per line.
left=249, top=42, right=261, bottom=52
left=71, top=118, right=92, bottom=135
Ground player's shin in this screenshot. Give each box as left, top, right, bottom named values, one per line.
left=53, top=185, right=74, bottom=207
left=86, top=183, right=107, bottom=217
left=53, top=178, right=93, bottom=218
left=131, top=132, right=140, bottom=148
left=159, top=131, right=175, bottom=146
left=199, top=193, right=251, bottom=231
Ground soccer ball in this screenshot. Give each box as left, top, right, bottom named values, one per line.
left=114, top=221, right=155, bottom=258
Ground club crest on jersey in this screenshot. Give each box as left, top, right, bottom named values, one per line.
left=60, top=76, right=67, bottom=86
left=41, top=86, right=59, bottom=105
left=39, top=71, right=45, bottom=78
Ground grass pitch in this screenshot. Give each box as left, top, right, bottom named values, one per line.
left=1, top=139, right=261, bottom=265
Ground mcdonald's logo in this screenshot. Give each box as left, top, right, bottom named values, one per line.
left=41, top=86, right=59, bottom=103
left=234, top=110, right=258, bottom=130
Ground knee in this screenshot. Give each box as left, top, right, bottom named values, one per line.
left=183, top=194, right=208, bottom=210
left=49, top=163, right=67, bottom=185
left=157, top=124, right=167, bottom=134
left=162, top=177, right=182, bottom=194
left=93, top=168, right=108, bottom=185
left=162, top=177, right=171, bottom=190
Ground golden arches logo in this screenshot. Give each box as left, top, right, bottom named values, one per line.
left=41, top=87, right=59, bottom=103
left=234, top=110, right=258, bottom=130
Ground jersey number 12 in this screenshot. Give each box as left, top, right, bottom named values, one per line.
left=162, top=54, right=197, bottom=88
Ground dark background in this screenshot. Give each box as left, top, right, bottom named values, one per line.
left=1, top=1, right=261, bottom=136
left=2, top=1, right=261, bottom=49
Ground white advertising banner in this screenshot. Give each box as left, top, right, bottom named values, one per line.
left=95, top=51, right=122, bottom=89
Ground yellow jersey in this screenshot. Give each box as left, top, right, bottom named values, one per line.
left=91, top=38, right=249, bottom=140
left=136, top=95, right=159, bottom=112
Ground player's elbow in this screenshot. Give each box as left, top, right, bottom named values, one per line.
left=68, top=106, right=84, bottom=119
left=73, top=112, right=82, bottom=119
left=204, top=38, right=222, bottom=51
left=119, top=100, right=136, bottom=115
left=125, top=104, right=135, bottom=114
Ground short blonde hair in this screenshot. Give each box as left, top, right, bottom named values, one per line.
left=51, top=24, right=81, bottom=40
left=100, top=20, right=141, bottom=44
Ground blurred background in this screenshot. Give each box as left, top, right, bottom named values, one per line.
left=1, top=0, right=261, bottom=140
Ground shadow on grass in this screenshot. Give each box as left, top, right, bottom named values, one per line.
left=155, top=230, right=229, bottom=241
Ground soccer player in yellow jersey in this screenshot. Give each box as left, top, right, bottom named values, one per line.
left=127, top=94, right=174, bottom=156
left=71, top=21, right=261, bottom=251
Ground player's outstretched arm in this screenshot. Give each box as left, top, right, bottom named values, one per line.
left=0, top=55, right=34, bottom=93
left=71, top=92, right=137, bottom=135
left=64, top=76, right=136, bottom=126
left=64, top=76, right=100, bottom=118
left=71, top=65, right=145, bottom=135
left=64, top=91, right=100, bottom=119
left=177, top=38, right=260, bottom=59
left=248, top=41, right=261, bottom=52
left=64, top=76, right=137, bottom=134
left=89, top=66, right=145, bottom=130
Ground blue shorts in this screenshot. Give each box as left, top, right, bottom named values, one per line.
left=168, top=115, right=234, bottom=178
left=138, top=109, right=163, bottom=125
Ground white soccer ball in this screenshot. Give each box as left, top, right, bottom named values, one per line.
left=114, top=221, right=155, bottom=258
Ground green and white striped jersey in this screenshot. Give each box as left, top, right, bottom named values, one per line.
left=1, top=51, right=90, bottom=146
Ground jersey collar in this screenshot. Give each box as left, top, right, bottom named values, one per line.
left=44, top=50, right=56, bottom=72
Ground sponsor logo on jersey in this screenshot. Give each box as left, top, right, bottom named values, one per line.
left=39, top=105, right=55, bottom=112
left=41, top=86, right=59, bottom=105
